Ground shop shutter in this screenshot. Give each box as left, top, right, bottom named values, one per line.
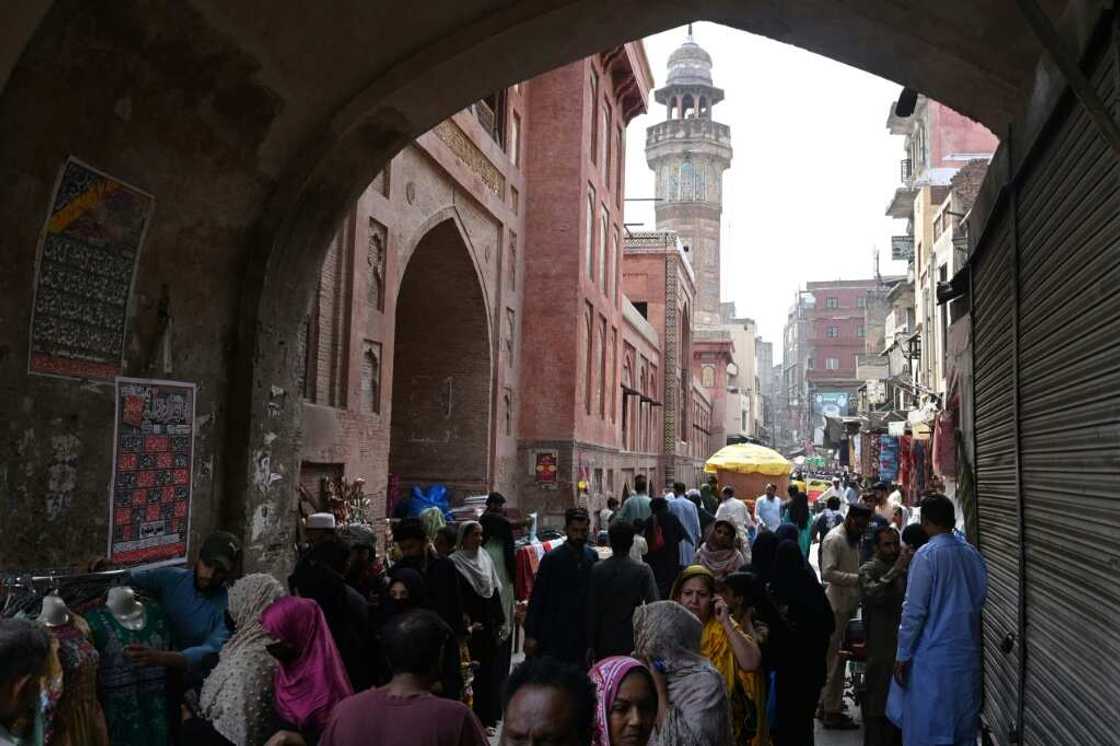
left=1011, top=38, right=1120, bottom=746
left=971, top=211, right=1020, bottom=745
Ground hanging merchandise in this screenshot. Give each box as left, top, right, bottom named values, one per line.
left=853, top=436, right=862, bottom=474
left=86, top=592, right=172, bottom=746
left=912, top=440, right=928, bottom=498
left=898, top=435, right=913, bottom=493
left=933, top=409, right=958, bottom=478
left=879, top=436, right=899, bottom=481
left=46, top=615, right=111, bottom=746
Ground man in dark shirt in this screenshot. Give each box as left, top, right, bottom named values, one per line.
left=393, top=518, right=465, bottom=699
left=320, top=610, right=488, bottom=746
left=587, top=523, right=658, bottom=661
left=860, top=490, right=892, bottom=563
left=524, top=508, right=598, bottom=666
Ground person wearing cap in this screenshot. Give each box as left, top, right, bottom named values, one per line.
left=120, top=530, right=238, bottom=679
left=305, top=511, right=338, bottom=547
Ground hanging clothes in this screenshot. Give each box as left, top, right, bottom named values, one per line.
left=912, top=440, right=928, bottom=497
left=898, top=435, right=913, bottom=493
left=878, top=436, right=899, bottom=482
left=46, top=615, right=109, bottom=746
left=86, top=602, right=171, bottom=746
left=932, top=409, right=958, bottom=478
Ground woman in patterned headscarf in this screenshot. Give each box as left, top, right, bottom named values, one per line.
left=588, top=656, right=658, bottom=746
left=632, top=601, right=732, bottom=746
left=197, top=573, right=286, bottom=745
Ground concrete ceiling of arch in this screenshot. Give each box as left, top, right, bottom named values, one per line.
left=2, top=0, right=1066, bottom=182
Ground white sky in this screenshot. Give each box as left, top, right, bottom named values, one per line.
left=624, top=22, right=909, bottom=364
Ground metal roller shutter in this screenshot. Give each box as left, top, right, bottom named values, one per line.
left=972, top=211, right=1021, bottom=746
left=1013, top=36, right=1120, bottom=746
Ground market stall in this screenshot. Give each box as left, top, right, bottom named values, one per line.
left=704, top=443, right=792, bottom=509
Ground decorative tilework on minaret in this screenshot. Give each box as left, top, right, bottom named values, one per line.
left=646, top=28, right=733, bottom=329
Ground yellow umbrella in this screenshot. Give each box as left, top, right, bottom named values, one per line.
left=704, top=443, right=792, bottom=477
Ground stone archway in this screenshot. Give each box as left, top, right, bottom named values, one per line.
left=0, top=0, right=1089, bottom=572
left=388, top=218, right=492, bottom=501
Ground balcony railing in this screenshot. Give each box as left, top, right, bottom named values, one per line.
left=900, top=158, right=914, bottom=183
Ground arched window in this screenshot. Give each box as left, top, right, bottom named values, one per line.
left=680, top=161, right=695, bottom=201
left=585, top=307, right=594, bottom=414
left=701, top=365, right=715, bottom=388
left=608, top=230, right=619, bottom=303
left=585, top=192, right=595, bottom=279
left=599, top=211, right=608, bottom=290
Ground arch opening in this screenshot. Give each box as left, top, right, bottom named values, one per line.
left=388, top=218, right=492, bottom=499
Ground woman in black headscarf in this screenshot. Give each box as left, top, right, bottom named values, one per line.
left=766, top=540, right=834, bottom=746
left=372, top=566, right=427, bottom=685
left=645, top=497, right=687, bottom=599
left=749, top=531, right=781, bottom=581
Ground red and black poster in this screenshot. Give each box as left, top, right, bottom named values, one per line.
left=109, top=377, right=196, bottom=567
left=534, top=450, right=558, bottom=484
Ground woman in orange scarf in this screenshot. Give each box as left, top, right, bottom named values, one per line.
left=671, top=565, right=767, bottom=745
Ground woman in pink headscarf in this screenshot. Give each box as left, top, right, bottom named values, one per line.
left=261, top=596, right=353, bottom=744
left=589, top=656, right=658, bottom=746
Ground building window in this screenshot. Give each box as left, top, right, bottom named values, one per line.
left=589, top=70, right=599, bottom=165
left=826, top=297, right=839, bottom=309
left=367, top=218, right=387, bottom=312
left=510, top=186, right=519, bottom=215
left=826, top=357, right=840, bottom=370
left=585, top=304, right=594, bottom=414
left=856, top=326, right=865, bottom=337
left=609, top=231, right=619, bottom=304
left=807, top=357, right=815, bottom=370
left=602, top=104, right=611, bottom=182
left=616, top=126, right=625, bottom=207
left=509, top=231, right=517, bottom=291
left=610, top=326, right=618, bottom=423
left=857, top=296, right=866, bottom=308
left=585, top=191, right=596, bottom=279
left=361, top=341, right=381, bottom=414
left=599, top=315, right=608, bottom=418
left=701, top=365, right=715, bottom=388
left=505, top=308, right=515, bottom=367
left=510, top=111, right=522, bottom=167
left=827, top=326, right=839, bottom=338
left=599, top=210, right=609, bottom=292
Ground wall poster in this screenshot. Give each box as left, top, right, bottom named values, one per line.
left=109, top=377, right=196, bottom=567
left=28, top=158, right=155, bottom=381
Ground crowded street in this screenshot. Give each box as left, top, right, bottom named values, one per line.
left=2, top=2, right=1118, bottom=745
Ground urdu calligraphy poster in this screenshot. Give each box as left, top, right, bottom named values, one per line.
left=28, top=158, right=154, bottom=381
left=109, top=377, right=195, bottom=567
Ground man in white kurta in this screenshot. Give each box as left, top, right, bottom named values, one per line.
left=889, top=494, right=987, bottom=745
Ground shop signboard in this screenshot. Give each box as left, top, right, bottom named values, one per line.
left=534, top=450, right=558, bottom=484
left=813, top=391, right=850, bottom=417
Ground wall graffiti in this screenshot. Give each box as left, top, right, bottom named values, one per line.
left=28, top=158, right=155, bottom=381
left=108, top=377, right=195, bottom=567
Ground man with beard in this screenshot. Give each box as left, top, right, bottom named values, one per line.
left=119, top=531, right=239, bottom=677
left=524, top=508, right=599, bottom=666
left=860, top=526, right=912, bottom=745
left=0, top=620, right=50, bottom=745
left=818, top=503, right=871, bottom=729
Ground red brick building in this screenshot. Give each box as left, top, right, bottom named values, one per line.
left=298, top=44, right=675, bottom=523
left=802, top=279, right=883, bottom=439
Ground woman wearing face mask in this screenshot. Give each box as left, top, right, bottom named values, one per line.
left=588, top=657, right=658, bottom=746
left=671, top=565, right=762, bottom=746
left=192, top=574, right=287, bottom=746
left=632, top=600, right=731, bottom=746
left=260, top=597, right=353, bottom=746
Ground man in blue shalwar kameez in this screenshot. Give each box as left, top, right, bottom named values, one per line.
left=889, top=494, right=987, bottom=745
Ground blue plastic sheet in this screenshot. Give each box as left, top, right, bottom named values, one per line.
left=400, top=484, right=453, bottom=520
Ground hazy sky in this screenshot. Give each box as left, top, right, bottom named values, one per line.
left=624, top=22, right=909, bottom=363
